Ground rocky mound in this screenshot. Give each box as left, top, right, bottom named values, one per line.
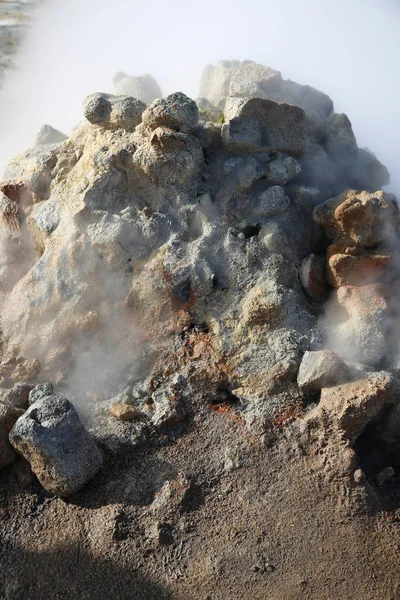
left=1, top=59, right=400, bottom=600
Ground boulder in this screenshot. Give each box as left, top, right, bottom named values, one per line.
left=141, top=92, right=199, bottom=132
left=297, top=350, right=348, bottom=394
left=313, top=189, right=399, bottom=247
left=324, top=113, right=357, bottom=157
left=83, top=93, right=146, bottom=130
left=10, top=391, right=103, bottom=496
left=327, top=243, right=392, bottom=287
left=114, top=72, right=162, bottom=105
left=2, top=383, right=35, bottom=409
left=222, top=97, right=306, bottom=154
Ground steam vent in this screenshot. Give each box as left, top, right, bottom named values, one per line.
left=1, top=60, right=400, bottom=599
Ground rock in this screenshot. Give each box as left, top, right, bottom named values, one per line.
left=223, top=156, right=266, bottom=191
left=109, top=404, right=137, bottom=421
left=114, top=72, right=162, bottom=105
left=256, top=186, right=290, bottom=217
left=324, top=113, right=357, bottom=157
left=266, top=156, right=301, bottom=185
left=199, top=60, right=282, bottom=107
left=3, top=383, right=35, bottom=409
left=314, top=189, right=399, bottom=248
left=314, top=189, right=399, bottom=287
left=327, top=243, right=392, bottom=287
left=299, top=254, right=327, bottom=302
left=9, top=392, right=103, bottom=496
left=297, top=350, right=348, bottom=393
left=83, top=93, right=146, bottom=130
left=222, top=97, right=306, bottom=154
left=306, top=371, right=399, bottom=445
left=198, top=61, right=333, bottom=129
left=35, top=124, right=68, bottom=147
left=141, top=92, right=199, bottom=132
left=28, top=383, right=53, bottom=406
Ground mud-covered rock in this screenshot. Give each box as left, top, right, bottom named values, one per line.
left=10, top=392, right=103, bottom=496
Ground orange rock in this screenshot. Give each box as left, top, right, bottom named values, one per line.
left=327, top=246, right=392, bottom=287
left=313, top=189, right=399, bottom=247
left=109, top=403, right=137, bottom=421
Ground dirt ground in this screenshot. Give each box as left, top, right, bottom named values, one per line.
left=1, top=406, right=400, bottom=600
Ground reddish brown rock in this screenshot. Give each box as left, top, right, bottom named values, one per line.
left=313, top=189, right=399, bottom=247
left=299, top=254, right=328, bottom=301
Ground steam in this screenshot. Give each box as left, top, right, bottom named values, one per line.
left=0, top=0, right=400, bottom=194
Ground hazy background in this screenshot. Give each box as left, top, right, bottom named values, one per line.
left=0, top=0, right=399, bottom=193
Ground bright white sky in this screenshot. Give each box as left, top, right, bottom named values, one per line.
left=0, top=0, right=399, bottom=192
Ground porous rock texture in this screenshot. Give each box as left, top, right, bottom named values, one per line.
left=1, top=60, right=400, bottom=599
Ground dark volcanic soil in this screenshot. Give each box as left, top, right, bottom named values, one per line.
left=1, top=407, right=400, bottom=600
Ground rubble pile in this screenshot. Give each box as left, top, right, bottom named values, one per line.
left=0, top=59, right=399, bottom=498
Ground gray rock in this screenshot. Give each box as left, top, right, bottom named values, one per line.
left=83, top=93, right=146, bottom=130
left=222, top=97, right=306, bottom=154
left=256, top=186, right=290, bottom=217
left=223, top=157, right=266, bottom=191
left=266, top=156, right=301, bottom=186
left=4, top=382, right=35, bottom=409
left=35, top=124, right=68, bottom=147
left=10, top=392, right=103, bottom=496
left=142, top=92, right=199, bottom=132
left=28, top=382, right=53, bottom=406
left=324, top=113, right=357, bottom=157
left=297, top=350, right=349, bottom=393
left=114, top=72, right=162, bottom=105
